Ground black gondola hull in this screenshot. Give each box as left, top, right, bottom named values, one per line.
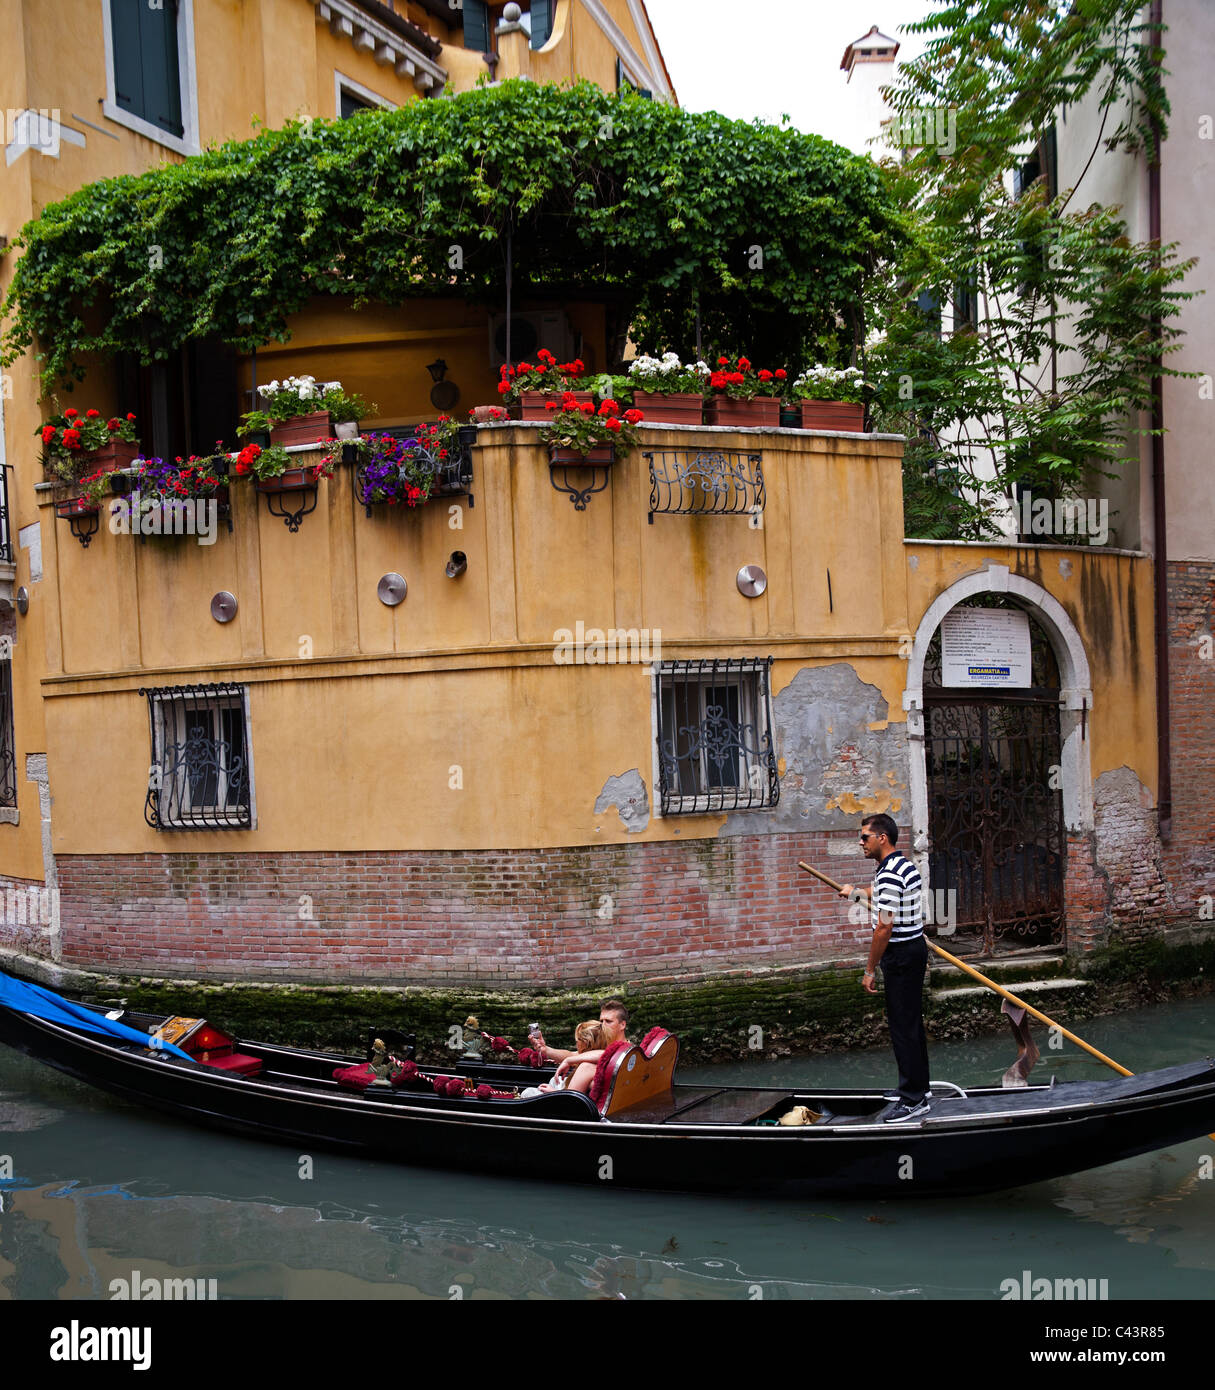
left=3, top=1004, right=1214, bottom=1199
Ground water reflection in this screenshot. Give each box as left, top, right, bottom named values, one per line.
left=1, top=995, right=1213, bottom=1300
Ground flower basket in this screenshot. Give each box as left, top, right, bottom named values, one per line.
left=549, top=445, right=615, bottom=465
left=87, top=439, right=141, bottom=472
left=254, top=467, right=317, bottom=493
left=517, top=390, right=593, bottom=421
left=798, top=400, right=865, bottom=432
left=630, top=391, right=704, bottom=425
left=704, top=397, right=780, bottom=428
left=269, top=411, right=332, bottom=447
left=55, top=496, right=98, bottom=519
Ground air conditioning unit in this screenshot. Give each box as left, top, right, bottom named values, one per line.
left=488, top=310, right=575, bottom=368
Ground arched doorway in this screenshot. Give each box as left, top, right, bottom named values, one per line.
left=903, top=564, right=1094, bottom=960
left=923, top=598, right=1065, bottom=956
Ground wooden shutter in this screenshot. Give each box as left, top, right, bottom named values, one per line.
left=530, top=0, right=553, bottom=48
left=142, top=0, right=183, bottom=136
left=110, top=0, right=183, bottom=136
left=463, top=0, right=490, bottom=51
left=111, top=0, right=147, bottom=120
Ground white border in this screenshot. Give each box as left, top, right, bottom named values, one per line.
left=902, top=563, right=1094, bottom=849
left=100, top=0, right=201, bottom=157
left=333, top=69, right=397, bottom=117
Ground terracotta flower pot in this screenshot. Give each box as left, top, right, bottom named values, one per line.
left=798, top=400, right=865, bottom=432
left=518, top=391, right=593, bottom=421
left=88, top=439, right=141, bottom=471
left=549, top=445, right=615, bottom=465
left=630, top=391, right=704, bottom=425
left=703, top=396, right=780, bottom=428
left=471, top=405, right=507, bottom=423
left=269, top=411, right=332, bottom=447
left=255, top=468, right=316, bottom=493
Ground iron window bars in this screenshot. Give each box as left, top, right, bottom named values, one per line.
left=141, top=683, right=252, bottom=830
left=646, top=450, right=764, bottom=523
left=0, top=655, right=15, bottom=807
left=655, top=657, right=779, bottom=815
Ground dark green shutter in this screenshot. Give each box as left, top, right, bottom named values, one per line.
left=463, top=0, right=490, bottom=51
left=111, top=0, right=146, bottom=120
left=530, top=0, right=553, bottom=48
left=111, top=0, right=183, bottom=137
left=143, top=0, right=183, bottom=137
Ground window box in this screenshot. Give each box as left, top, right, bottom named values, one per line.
left=516, top=391, right=593, bottom=421
left=703, top=397, right=780, bottom=428
left=269, top=412, right=332, bottom=447
left=548, top=445, right=615, bottom=466
left=797, top=401, right=865, bottom=432
left=630, top=391, right=705, bottom=426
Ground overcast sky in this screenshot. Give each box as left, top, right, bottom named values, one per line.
left=642, top=1, right=943, bottom=149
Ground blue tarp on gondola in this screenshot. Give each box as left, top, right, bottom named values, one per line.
left=0, top=971, right=193, bottom=1060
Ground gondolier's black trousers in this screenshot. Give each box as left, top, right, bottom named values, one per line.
left=881, top=936, right=930, bottom=1102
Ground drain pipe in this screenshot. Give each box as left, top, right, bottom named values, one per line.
left=1148, top=0, right=1171, bottom=840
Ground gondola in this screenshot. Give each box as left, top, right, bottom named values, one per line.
left=2, top=972, right=1214, bottom=1198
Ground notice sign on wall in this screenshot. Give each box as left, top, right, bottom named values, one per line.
left=940, top=607, right=1032, bottom=688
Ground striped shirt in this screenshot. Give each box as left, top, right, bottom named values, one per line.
left=872, top=850, right=924, bottom=943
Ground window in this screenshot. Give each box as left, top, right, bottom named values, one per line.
left=334, top=73, right=396, bottom=120
left=616, top=55, right=652, bottom=98
left=102, top=0, right=198, bottom=155
left=116, top=337, right=240, bottom=464
left=655, top=659, right=779, bottom=815
left=142, top=684, right=252, bottom=830
left=0, top=655, right=15, bottom=809
left=953, top=276, right=978, bottom=332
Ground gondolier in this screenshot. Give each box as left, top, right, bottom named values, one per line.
left=838, top=813, right=931, bottom=1123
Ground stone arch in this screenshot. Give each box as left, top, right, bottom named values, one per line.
left=902, top=563, right=1093, bottom=857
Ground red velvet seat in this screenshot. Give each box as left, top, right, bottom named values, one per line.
left=198, top=1051, right=263, bottom=1077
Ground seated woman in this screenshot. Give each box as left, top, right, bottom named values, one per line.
left=541, top=1020, right=604, bottom=1094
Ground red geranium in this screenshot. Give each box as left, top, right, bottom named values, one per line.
left=41, top=425, right=56, bottom=445
left=623, top=408, right=643, bottom=424
left=62, top=428, right=82, bottom=448
left=775, top=368, right=787, bottom=380
left=106, top=418, right=121, bottom=431
left=64, top=408, right=78, bottom=418
left=85, top=408, right=100, bottom=418
left=738, top=356, right=751, bottom=370
left=605, top=417, right=622, bottom=432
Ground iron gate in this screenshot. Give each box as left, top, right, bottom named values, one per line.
left=924, top=604, right=1066, bottom=957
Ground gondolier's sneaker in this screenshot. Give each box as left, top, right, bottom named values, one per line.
left=877, top=1096, right=931, bottom=1123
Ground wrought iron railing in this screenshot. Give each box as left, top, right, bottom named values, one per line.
left=0, top=465, right=13, bottom=564
left=372, top=425, right=475, bottom=499
left=655, top=657, right=779, bottom=815
left=646, top=450, right=764, bottom=522
left=0, top=656, right=15, bottom=807
left=140, top=683, right=251, bottom=830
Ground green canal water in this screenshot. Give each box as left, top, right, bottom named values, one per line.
left=1, top=993, right=1212, bottom=1302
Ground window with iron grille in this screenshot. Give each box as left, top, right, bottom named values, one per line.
left=655, top=659, right=779, bottom=815
left=141, top=684, right=252, bottom=830
left=0, top=657, right=15, bottom=808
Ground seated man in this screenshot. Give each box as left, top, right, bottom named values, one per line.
left=534, top=998, right=631, bottom=1068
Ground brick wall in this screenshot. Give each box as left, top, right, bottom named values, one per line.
left=1163, top=561, right=1215, bottom=920
left=55, top=833, right=873, bottom=986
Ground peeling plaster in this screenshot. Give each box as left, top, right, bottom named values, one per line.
left=722, top=664, right=910, bottom=836
left=594, top=770, right=650, bottom=834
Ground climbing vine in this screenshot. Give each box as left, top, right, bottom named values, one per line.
left=1, top=79, right=908, bottom=387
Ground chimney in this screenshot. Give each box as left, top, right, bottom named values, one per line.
left=840, top=24, right=900, bottom=83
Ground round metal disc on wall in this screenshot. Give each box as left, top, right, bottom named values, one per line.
left=15, top=587, right=29, bottom=615
left=211, top=591, right=238, bottom=623
left=737, top=565, right=767, bottom=598
left=378, top=572, right=407, bottom=606
left=430, top=380, right=460, bottom=411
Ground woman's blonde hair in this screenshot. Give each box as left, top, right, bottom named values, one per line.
left=574, top=1020, right=605, bottom=1052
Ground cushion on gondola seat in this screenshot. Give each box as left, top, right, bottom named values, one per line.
left=333, top=1062, right=377, bottom=1090
left=592, top=1032, right=680, bottom=1117
left=199, top=1051, right=263, bottom=1077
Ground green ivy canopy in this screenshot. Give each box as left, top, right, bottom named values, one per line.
left=1, top=79, right=907, bottom=386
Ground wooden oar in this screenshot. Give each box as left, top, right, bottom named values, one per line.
left=797, top=860, right=1132, bottom=1075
